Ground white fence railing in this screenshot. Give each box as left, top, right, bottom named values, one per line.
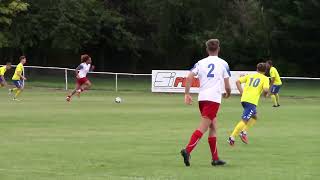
left=1, top=65, right=320, bottom=92
left=2, top=65, right=151, bottom=91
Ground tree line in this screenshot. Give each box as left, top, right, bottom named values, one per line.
left=0, top=0, right=319, bottom=76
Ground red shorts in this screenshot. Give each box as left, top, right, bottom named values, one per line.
left=77, top=77, right=89, bottom=86
left=198, top=101, right=220, bottom=121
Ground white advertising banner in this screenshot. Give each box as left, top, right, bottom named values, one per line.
left=152, top=70, right=256, bottom=94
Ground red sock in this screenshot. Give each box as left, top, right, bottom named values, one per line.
left=185, top=130, right=203, bottom=154
left=208, top=137, right=219, bottom=161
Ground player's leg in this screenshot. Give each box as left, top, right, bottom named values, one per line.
left=208, top=119, right=226, bottom=166
left=13, top=81, right=23, bottom=100
left=270, top=85, right=280, bottom=107
left=181, top=101, right=219, bottom=167
left=275, top=86, right=281, bottom=106
left=240, top=114, right=257, bottom=144
left=0, top=78, right=4, bottom=87
left=228, top=103, right=252, bottom=146
left=275, top=94, right=280, bottom=106
left=181, top=117, right=209, bottom=166
left=66, top=83, right=80, bottom=101
left=77, top=79, right=91, bottom=95
left=184, top=117, right=210, bottom=153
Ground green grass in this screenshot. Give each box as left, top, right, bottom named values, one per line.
left=0, top=88, right=319, bottom=180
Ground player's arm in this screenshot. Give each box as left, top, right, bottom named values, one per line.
left=222, top=62, right=231, bottom=98
left=269, top=69, right=275, bottom=91
left=236, top=80, right=243, bottom=95
left=223, top=77, right=231, bottom=98
left=75, top=65, right=83, bottom=78
left=263, top=77, right=270, bottom=97
left=90, top=65, right=95, bottom=71
left=185, top=71, right=196, bottom=105
left=17, top=70, right=26, bottom=80
left=237, top=75, right=247, bottom=95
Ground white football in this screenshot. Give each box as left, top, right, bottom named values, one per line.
left=115, top=97, right=122, bottom=103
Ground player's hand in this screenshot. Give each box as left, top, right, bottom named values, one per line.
left=223, top=93, right=230, bottom=99
left=76, top=75, right=80, bottom=79
left=22, top=77, right=27, bottom=80
left=185, top=94, right=193, bottom=105
left=91, top=65, right=95, bottom=71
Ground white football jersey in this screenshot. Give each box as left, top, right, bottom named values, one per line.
left=191, top=56, right=230, bottom=103
left=78, top=63, right=91, bottom=78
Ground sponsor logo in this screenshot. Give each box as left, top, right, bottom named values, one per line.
left=154, top=72, right=199, bottom=88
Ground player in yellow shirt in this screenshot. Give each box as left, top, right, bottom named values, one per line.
left=228, top=63, right=269, bottom=146
left=9, top=56, right=27, bottom=101
left=266, top=60, right=282, bottom=107
left=0, top=62, right=12, bottom=87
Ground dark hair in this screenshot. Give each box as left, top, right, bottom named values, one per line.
left=206, top=39, right=220, bottom=52
left=257, top=63, right=267, bottom=72
left=81, top=54, right=91, bottom=63
left=266, top=60, right=273, bottom=66
left=19, top=56, right=26, bottom=61
left=6, top=62, right=12, bottom=65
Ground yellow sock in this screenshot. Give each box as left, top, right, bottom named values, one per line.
left=231, top=120, right=246, bottom=138
left=276, top=94, right=280, bottom=105
left=242, top=118, right=257, bottom=132
left=15, top=90, right=22, bottom=98
left=271, top=95, right=277, bottom=106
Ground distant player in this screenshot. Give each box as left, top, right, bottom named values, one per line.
left=180, top=39, right=231, bottom=167
left=66, top=54, right=94, bottom=102
left=228, top=63, right=269, bottom=146
left=266, top=60, right=282, bottom=107
left=9, top=56, right=27, bottom=101
left=0, top=62, right=12, bottom=87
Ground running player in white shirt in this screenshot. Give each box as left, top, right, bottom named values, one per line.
left=66, top=54, right=95, bottom=102
left=180, top=39, right=231, bottom=167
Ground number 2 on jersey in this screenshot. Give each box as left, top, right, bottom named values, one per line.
left=207, top=64, right=215, bottom=77
left=249, top=78, right=260, bottom=87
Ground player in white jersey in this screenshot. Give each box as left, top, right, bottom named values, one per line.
left=180, top=39, right=231, bottom=167
left=66, top=54, right=95, bottom=102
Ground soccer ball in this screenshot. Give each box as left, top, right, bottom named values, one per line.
left=115, top=97, right=122, bottom=103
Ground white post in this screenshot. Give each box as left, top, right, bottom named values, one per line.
left=22, top=66, right=25, bottom=88
left=115, top=73, right=118, bottom=92
left=65, top=69, right=68, bottom=90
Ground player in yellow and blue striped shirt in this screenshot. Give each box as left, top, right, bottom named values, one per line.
left=9, top=56, right=27, bottom=101
left=266, top=60, right=282, bottom=107
left=0, top=62, right=12, bottom=87
left=228, top=63, right=270, bottom=146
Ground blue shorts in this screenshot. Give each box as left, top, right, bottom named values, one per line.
left=0, top=78, right=3, bottom=83
left=271, top=85, right=281, bottom=94
left=13, top=80, right=23, bottom=88
left=241, top=102, right=257, bottom=121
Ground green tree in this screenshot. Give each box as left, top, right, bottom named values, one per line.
left=0, top=0, right=28, bottom=47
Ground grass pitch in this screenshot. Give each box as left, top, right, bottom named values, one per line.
left=0, top=88, right=319, bottom=180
